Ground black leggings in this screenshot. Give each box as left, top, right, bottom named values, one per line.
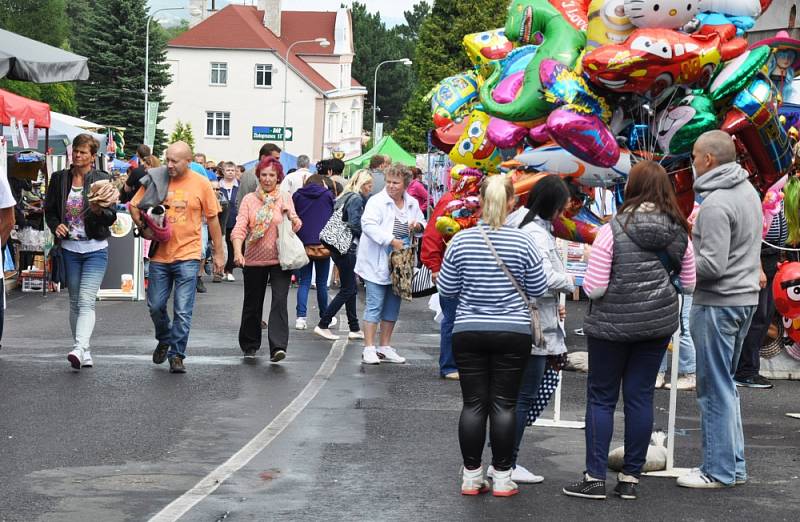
left=453, top=331, right=531, bottom=471
left=224, top=228, right=235, bottom=274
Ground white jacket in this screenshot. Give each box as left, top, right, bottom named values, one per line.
left=280, top=168, right=312, bottom=195
left=355, top=189, right=426, bottom=285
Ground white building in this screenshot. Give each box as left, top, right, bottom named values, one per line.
left=748, top=0, right=800, bottom=42
left=161, top=0, right=366, bottom=164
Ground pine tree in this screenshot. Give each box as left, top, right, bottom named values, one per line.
left=169, top=121, right=195, bottom=151
left=72, top=0, right=171, bottom=156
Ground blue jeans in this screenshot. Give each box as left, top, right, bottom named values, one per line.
left=62, top=248, right=108, bottom=352
left=147, top=260, right=201, bottom=360
left=439, top=295, right=458, bottom=377
left=319, top=251, right=359, bottom=331
left=296, top=258, right=330, bottom=319
left=585, top=335, right=669, bottom=479
left=363, top=280, right=401, bottom=323
left=691, top=304, right=756, bottom=485
left=660, top=294, right=697, bottom=374
left=513, top=354, right=548, bottom=466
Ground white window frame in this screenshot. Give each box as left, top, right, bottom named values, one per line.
left=255, top=64, right=273, bottom=88
left=210, top=62, right=228, bottom=86
left=205, top=111, right=230, bottom=139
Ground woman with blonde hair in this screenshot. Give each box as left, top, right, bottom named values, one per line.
left=438, top=174, right=548, bottom=497
left=314, top=169, right=374, bottom=340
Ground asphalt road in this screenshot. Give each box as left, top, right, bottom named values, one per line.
left=1, top=277, right=799, bottom=521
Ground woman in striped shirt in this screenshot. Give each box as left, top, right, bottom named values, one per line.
left=438, top=175, right=548, bottom=497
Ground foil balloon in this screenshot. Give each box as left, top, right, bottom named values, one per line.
left=695, top=12, right=756, bottom=37
left=429, top=72, right=479, bottom=128
left=624, top=0, right=699, bottom=28
left=773, top=262, right=800, bottom=318
left=586, top=0, right=635, bottom=51
left=515, top=144, right=631, bottom=187
left=582, top=29, right=724, bottom=97
left=655, top=92, right=717, bottom=154
left=449, top=110, right=503, bottom=171
left=782, top=316, right=800, bottom=344
left=431, top=119, right=467, bottom=154
left=435, top=216, right=461, bottom=238
left=493, top=71, right=525, bottom=103
left=488, top=117, right=529, bottom=148
left=451, top=165, right=484, bottom=196
left=698, top=0, right=770, bottom=16
left=479, top=0, right=588, bottom=123
left=709, top=45, right=771, bottom=102
left=463, top=29, right=514, bottom=69
left=553, top=211, right=601, bottom=244
left=762, top=176, right=786, bottom=238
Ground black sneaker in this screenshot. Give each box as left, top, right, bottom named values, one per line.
left=169, top=357, right=186, bottom=373
left=270, top=349, right=286, bottom=363
left=614, top=481, right=638, bottom=500
left=563, top=475, right=606, bottom=499
left=153, top=343, right=170, bottom=365
left=734, top=375, right=773, bottom=389
left=243, top=348, right=257, bottom=359
left=196, top=277, right=207, bottom=293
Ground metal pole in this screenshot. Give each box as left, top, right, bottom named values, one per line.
left=282, top=38, right=328, bottom=152
left=371, top=59, right=411, bottom=145
left=144, top=15, right=151, bottom=140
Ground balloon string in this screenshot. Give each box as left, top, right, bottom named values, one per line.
left=761, top=239, right=800, bottom=252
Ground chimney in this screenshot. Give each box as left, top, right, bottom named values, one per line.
left=258, top=0, right=282, bottom=37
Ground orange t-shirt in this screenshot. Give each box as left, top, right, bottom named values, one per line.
left=132, top=172, right=221, bottom=263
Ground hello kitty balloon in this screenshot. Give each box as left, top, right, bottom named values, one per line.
left=624, top=0, right=699, bottom=28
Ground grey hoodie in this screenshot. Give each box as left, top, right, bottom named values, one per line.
left=692, top=162, right=762, bottom=307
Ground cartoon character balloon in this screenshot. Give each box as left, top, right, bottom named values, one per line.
left=449, top=110, right=502, bottom=171
left=587, top=0, right=636, bottom=51
left=429, top=72, right=479, bottom=128
left=698, top=0, right=770, bottom=17
left=773, top=262, right=800, bottom=318
left=655, top=93, right=717, bottom=155
left=463, top=29, right=514, bottom=75
left=782, top=316, right=800, bottom=344
left=624, top=0, right=699, bottom=28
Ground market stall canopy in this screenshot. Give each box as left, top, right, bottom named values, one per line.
left=3, top=111, right=106, bottom=155
left=345, top=136, right=416, bottom=176
left=50, top=112, right=103, bottom=131
left=0, top=28, right=89, bottom=83
left=0, top=88, right=50, bottom=128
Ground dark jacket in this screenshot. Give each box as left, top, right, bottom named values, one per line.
left=221, top=183, right=239, bottom=229
left=583, top=211, right=688, bottom=342
left=119, top=165, right=146, bottom=204
left=293, top=184, right=335, bottom=246
left=44, top=168, right=117, bottom=241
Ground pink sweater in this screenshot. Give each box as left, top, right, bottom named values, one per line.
left=231, top=192, right=301, bottom=266
left=583, top=222, right=696, bottom=297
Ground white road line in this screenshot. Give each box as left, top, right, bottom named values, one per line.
left=148, top=338, right=348, bottom=522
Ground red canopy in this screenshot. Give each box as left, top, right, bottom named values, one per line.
left=0, top=88, right=50, bottom=128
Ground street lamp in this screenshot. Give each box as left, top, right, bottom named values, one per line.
left=282, top=38, right=331, bottom=151
left=144, top=6, right=198, bottom=145
left=372, top=58, right=412, bottom=143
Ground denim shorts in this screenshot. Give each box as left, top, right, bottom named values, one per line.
left=363, top=281, right=402, bottom=323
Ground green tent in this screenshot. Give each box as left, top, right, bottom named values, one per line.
left=345, top=135, right=416, bottom=177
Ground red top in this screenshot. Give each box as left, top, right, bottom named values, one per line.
left=420, top=192, right=455, bottom=274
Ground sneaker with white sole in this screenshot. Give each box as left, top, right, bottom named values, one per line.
left=377, top=346, right=406, bottom=364
left=665, top=373, right=696, bottom=391
left=295, top=317, right=307, bottom=330
left=563, top=473, right=606, bottom=499
left=461, top=466, right=490, bottom=496
left=67, top=349, right=82, bottom=370
left=676, top=468, right=731, bottom=489
left=488, top=464, right=544, bottom=484
left=225, top=273, right=235, bottom=282
left=82, top=351, right=93, bottom=368
left=362, top=346, right=380, bottom=365
left=314, top=326, right=340, bottom=341
left=655, top=372, right=665, bottom=389
left=490, top=468, right=519, bottom=497
left=348, top=331, right=365, bottom=340
left=330, top=316, right=338, bottom=328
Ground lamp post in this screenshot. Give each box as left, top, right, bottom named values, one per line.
left=144, top=6, right=191, bottom=143
left=372, top=58, right=412, bottom=143
left=282, top=38, right=330, bottom=151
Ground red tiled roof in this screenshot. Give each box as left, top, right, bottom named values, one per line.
left=280, top=11, right=337, bottom=55
left=352, top=78, right=363, bottom=87
left=169, top=5, right=335, bottom=92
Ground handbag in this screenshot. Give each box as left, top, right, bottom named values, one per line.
left=390, top=245, right=416, bottom=302
left=478, top=225, right=545, bottom=348
left=411, top=263, right=437, bottom=298
left=319, top=193, right=356, bottom=255
left=277, top=195, right=309, bottom=271
left=305, top=244, right=331, bottom=260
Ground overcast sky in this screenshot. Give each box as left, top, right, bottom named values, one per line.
left=148, top=1, right=418, bottom=26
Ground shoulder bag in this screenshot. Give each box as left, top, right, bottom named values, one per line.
left=277, top=194, right=309, bottom=270
left=478, top=225, right=545, bottom=348
left=319, top=192, right=356, bottom=255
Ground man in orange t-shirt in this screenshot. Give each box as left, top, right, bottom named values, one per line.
left=130, top=141, right=224, bottom=373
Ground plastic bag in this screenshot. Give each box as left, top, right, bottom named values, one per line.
left=277, top=212, right=308, bottom=271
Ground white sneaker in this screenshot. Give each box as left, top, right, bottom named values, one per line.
left=511, top=464, right=544, bottom=484
left=655, top=372, right=665, bottom=389
left=295, top=317, right=307, bottom=330
left=348, top=331, right=365, bottom=340
left=675, top=374, right=696, bottom=391
left=82, top=351, right=93, bottom=368
left=461, top=466, right=490, bottom=496
left=225, top=273, right=235, bottom=282
left=67, top=349, right=82, bottom=370
left=490, top=467, right=519, bottom=497
left=676, top=468, right=730, bottom=489
left=314, top=326, right=340, bottom=341
left=377, top=346, right=406, bottom=364
left=329, top=316, right=338, bottom=328
left=362, top=346, right=380, bottom=365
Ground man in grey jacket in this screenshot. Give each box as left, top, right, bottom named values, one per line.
left=677, top=131, right=762, bottom=489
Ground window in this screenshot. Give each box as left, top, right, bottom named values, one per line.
left=255, top=64, right=272, bottom=88
left=351, top=109, right=358, bottom=135
left=210, top=62, right=227, bottom=85
left=206, top=111, right=230, bottom=138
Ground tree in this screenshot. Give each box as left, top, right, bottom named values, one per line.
left=170, top=120, right=195, bottom=151
left=160, top=19, right=190, bottom=42
left=72, top=0, right=172, bottom=156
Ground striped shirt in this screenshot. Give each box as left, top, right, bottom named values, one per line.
left=583, top=222, right=696, bottom=297
left=765, top=207, right=787, bottom=248
left=438, top=225, right=548, bottom=335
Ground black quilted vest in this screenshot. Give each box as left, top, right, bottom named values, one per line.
left=583, top=211, right=688, bottom=342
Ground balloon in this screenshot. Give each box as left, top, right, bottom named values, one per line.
left=624, top=0, right=699, bottom=29
left=695, top=12, right=756, bottom=36
left=449, top=110, right=502, bottom=171
left=478, top=0, right=588, bottom=123
left=582, top=29, right=724, bottom=97
left=586, top=0, right=635, bottom=51
left=709, top=46, right=771, bottom=102
left=435, top=216, right=461, bottom=238
left=698, top=0, right=769, bottom=17
left=431, top=119, right=468, bottom=153
left=487, top=117, right=529, bottom=148
left=493, top=71, right=525, bottom=103
left=751, top=31, right=800, bottom=101
left=782, top=316, right=800, bottom=344
left=515, top=144, right=631, bottom=187
left=429, top=72, right=479, bottom=128
left=655, top=92, right=717, bottom=154
left=463, top=28, right=514, bottom=70
left=773, top=262, right=800, bottom=319
left=762, top=176, right=786, bottom=238
left=553, top=212, right=600, bottom=244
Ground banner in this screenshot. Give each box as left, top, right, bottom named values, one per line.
left=144, top=101, right=159, bottom=150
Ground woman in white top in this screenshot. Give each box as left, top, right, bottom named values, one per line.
left=355, top=164, right=425, bottom=365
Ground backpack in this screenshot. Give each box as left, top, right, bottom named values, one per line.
left=319, top=192, right=357, bottom=255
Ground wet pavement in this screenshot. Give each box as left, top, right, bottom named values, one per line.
left=1, top=277, right=799, bottom=521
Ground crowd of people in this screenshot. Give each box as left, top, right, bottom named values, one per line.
left=23, top=129, right=779, bottom=501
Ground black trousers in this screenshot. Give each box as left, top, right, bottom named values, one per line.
left=239, top=265, right=291, bottom=354
left=736, top=253, right=779, bottom=379
left=224, top=228, right=235, bottom=274
left=453, top=330, right=531, bottom=471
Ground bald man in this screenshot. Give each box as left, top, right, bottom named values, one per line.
left=131, top=141, right=225, bottom=374
left=677, top=130, right=762, bottom=489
